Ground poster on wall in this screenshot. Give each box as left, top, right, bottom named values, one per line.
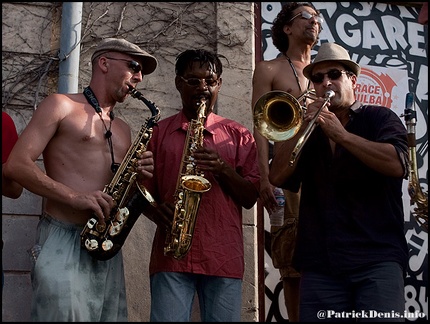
left=259, top=2, right=428, bottom=322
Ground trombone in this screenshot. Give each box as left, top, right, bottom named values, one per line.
left=253, top=89, right=334, bottom=166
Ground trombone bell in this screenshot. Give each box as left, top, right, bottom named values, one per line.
left=253, top=91, right=304, bottom=142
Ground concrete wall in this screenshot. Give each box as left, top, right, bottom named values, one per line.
left=2, top=2, right=259, bottom=322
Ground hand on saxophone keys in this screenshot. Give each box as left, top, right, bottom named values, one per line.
left=75, top=190, right=115, bottom=227
left=192, top=147, right=226, bottom=177
left=135, top=150, right=155, bottom=179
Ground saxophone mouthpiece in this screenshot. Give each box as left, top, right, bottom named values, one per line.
left=127, top=84, right=135, bottom=93
left=197, top=96, right=206, bottom=106
left=405, top=92, right=414, bottom=110
left=128, top=85, right=144, bottom=100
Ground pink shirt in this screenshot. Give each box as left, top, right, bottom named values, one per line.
left=2, top=112, right=19, bottom=164
left=144, top=110, right=260, bottom=279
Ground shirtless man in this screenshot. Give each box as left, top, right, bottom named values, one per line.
left=251, top=2, right=322, bottom=321
left=4, top=38, right=157, bottom=322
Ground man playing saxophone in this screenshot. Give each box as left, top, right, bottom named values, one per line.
left=4, top=38, right=157, bottom=322
left=141, top=49, right=260, bottom=322
left=270, top=43, right=409, bottom=321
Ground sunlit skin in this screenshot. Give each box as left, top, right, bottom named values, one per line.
left=252, top=6, right=323, bottom=321
left=4, top=52, right=155, bottom=226
left=252, top=4, right=321, bottom=215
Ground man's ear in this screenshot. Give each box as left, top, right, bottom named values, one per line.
left=98, top=56, right=109, bottom=73
left=175, top=75, right=181, bottom=91
left=283, top=24, right=292, bottom=35
left=350, top=74, right=358, bottom=89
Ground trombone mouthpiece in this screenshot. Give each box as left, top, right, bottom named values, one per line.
left=325, top=90, right=335, bottom=98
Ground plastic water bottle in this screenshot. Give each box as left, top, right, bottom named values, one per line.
left=270, top=187, right=285, bottom=226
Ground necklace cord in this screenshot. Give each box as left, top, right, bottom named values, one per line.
left=285, top=55, right=311, bottom=93
left=285, top=55, right=311, bottom=108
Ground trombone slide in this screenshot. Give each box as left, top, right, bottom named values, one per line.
left=289, top=90, right=335, bottom=166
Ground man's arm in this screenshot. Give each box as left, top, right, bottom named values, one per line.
left=252, top=61, right=278, bottom=213
left=2, top=164, right=23, bottom=199
left=317, top=108, right=406, bottom=177
left=4, top=95, right=76, bottom=201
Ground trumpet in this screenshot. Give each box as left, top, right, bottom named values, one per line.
left=253, top=89, right=334, bottom=166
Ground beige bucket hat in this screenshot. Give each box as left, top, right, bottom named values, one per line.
left=303, top=42, right=361, bottom=79
left=91, top=38, right=158, bottom=75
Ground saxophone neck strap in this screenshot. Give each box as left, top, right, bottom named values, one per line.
left=83, top=86, right=115, bottom=120
left=83, top=86, right=118, bottom=174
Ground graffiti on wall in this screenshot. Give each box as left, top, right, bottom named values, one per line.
left=259, top=2, right=428, bottom=322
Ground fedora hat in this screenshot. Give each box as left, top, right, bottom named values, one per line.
left=303, top=42, right=361, bottom=79
left=91, top=38, right=158, bottom=75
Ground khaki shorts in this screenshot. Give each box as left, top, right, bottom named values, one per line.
left=270, top=189, right=300, bottom=278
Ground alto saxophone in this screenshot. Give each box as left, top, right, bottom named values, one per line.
left=403, top=93, right=428, bottom=232
left=80, top=85, right=161, bottom=260
left=164, top=98, right=212, bottom=259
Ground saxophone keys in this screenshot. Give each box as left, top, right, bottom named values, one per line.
left=131, top=158, right=139, bottom=168
left=84, top=238, right=99, bottom=251
left=96, top=223, right=106, bottom=232
left=176, top=221, right=184, bottom=230
left=85, top=218, right=98, bottom=229
left=102, top=240, right=113, bottom=251
left=109, top=223, right=121, bottom=236
left=114, top=207, right=128, bottom=221
left=109, top=207, right=130, bottom=236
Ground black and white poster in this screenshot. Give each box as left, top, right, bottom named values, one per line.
left=259, top=2, right=428, bottom=322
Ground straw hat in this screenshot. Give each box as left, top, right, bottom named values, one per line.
left=303, top=43, right=361, bottom=79
left=91, top=38, right=158, bottom=75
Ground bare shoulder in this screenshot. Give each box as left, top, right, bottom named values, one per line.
left=34, top=93, right=85, bottom=120
left=253, top=57, right=288, bottom=87
left=254, top=57, right=284, bottom=74
left=252, top=57, right=287, bottom=103
left=22, top=93, right=88, bottom=139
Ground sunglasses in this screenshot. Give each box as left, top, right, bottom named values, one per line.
left=105, top=57, right=142, bottom=74
left=288, top=11, right=324, bottom=25
left=310, top=69, right=349, bottom=84
left=180, top=76, right=219, bottom=87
